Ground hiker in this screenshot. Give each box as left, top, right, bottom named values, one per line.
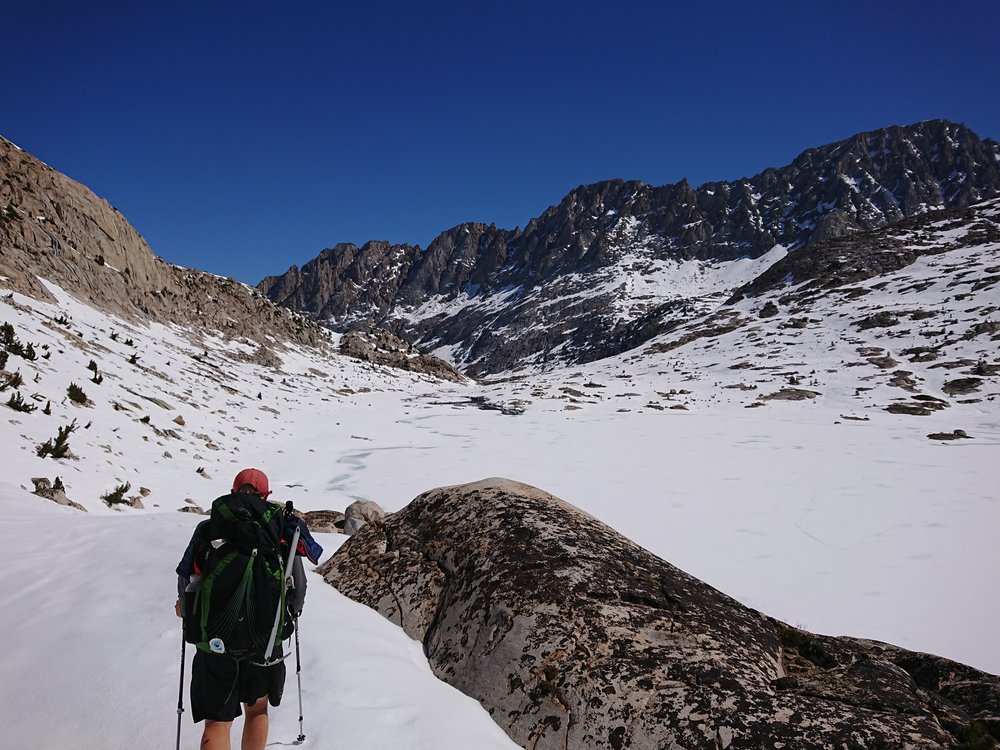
left=175, top=468, right=320, bottom=750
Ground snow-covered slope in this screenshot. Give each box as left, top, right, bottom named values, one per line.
left=0, top=285, right=520, bottom=749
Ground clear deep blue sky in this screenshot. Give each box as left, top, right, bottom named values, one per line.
left=5, top=1, right=999, bottom=285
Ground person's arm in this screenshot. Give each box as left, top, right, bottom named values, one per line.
left=176, top=520, right=210, bottom=577
left=175, top=575, right=186, bottom=617
left=175, top=520, right=210, bottom=617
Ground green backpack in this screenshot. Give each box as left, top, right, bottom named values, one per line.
left=185, top=493, right=289, bottom=663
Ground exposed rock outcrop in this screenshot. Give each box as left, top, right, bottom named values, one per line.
left=729, top=199, right=1000, bottom=304
left=339, top=328, right=465, bottom=383
left=30, top=476, right=85, bottom=511
left=297, top=509, right=345, bottom=533
left=0, top=136, right=328, bottom=354
left=320, top=478, right=999, bottom=750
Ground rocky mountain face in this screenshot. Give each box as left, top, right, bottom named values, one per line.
left=321, top=478, right=1000, bottom=750
left=339, top=327, right=466, bottom=383
left=260, top=120, right=1000, bottom=375
left=728, top=200, right=1000, bottom=304
left=0, top=136, right=327, bottom=354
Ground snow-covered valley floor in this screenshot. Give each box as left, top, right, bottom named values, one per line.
left=0, top=269, right=996, bottom=748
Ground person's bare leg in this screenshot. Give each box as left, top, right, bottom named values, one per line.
left=241, top=697, right=269, bottom=750
left=201, top=720, right=232, bottom=749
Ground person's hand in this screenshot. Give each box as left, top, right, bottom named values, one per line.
left=174, top=598, right=182, bottom=618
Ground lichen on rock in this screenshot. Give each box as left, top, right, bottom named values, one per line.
left=319, top=478, right=999, bottom=750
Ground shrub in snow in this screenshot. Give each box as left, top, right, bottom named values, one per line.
left=101, top=482, right=132, bottom=507
left=36, top=420, right=76, bottom=459
left=67, top=383, right=89, bottom=405
left=1, top=370, right=24, bottom=390
left=1, top=322, right=37, bottom=361
left=6, top=391, right=36, bottom=413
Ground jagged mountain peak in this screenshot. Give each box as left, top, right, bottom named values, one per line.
left=260, top=119, right=1000, bottom=375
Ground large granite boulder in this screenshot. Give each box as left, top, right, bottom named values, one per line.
left=319, top=478, right=998, bottom=750
left=343, top=499, right=385, bottom=535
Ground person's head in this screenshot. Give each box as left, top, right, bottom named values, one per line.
left=231, top=468, right=271, bottom=498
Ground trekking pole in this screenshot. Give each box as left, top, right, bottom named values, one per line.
left=263, top=503, right=301, bottom=663
left=175, top=624, right=186, bottom=750
left=294, top=617, right=305, bottom=743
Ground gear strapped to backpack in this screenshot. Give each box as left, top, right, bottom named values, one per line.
left=184, top=492, right=291, bottom=663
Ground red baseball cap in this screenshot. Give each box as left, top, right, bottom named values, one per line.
left=231, top=468, right=271, bottom=498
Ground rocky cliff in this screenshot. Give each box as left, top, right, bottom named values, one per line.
left=320, top=478, right=999, bottom=750
left=0, top=136, right=327, bottom=352
left=260, top=120, right=1000, bottom=375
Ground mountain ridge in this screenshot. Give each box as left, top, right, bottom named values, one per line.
left=259, top=119, right=1000, bottom=375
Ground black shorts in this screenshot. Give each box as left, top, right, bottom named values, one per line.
left=190, top=650, right=286, bottom=723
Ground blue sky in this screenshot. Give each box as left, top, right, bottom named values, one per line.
left=6, top=1, right=999, bottom=285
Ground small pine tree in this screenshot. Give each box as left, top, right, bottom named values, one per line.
left=6, top=391, right=36, bottom=413
left=42, top=400, right=52, bottom=415
left=87, top=360, right=98, bottom=372
left=0, top=322, right=14, bottom=346
left=91, top=372, right=103, bottom=385
left=36, top=420, right=77, bottom=459
left=128, top=353, right=139, bottom=365
left=101, top=482, right=132, bottom=506
left=110, top=331, right=119, bottom=341
left=4, top=371, right=24, bottom=390
left=67, top=383, right=89, bottom=405
left=53, top=477, right=65, bottom=492
left=0, top=350, right=8, bottom=370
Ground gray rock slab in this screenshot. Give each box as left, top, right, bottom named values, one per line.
left=319, top=477, right=999, bottom=750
